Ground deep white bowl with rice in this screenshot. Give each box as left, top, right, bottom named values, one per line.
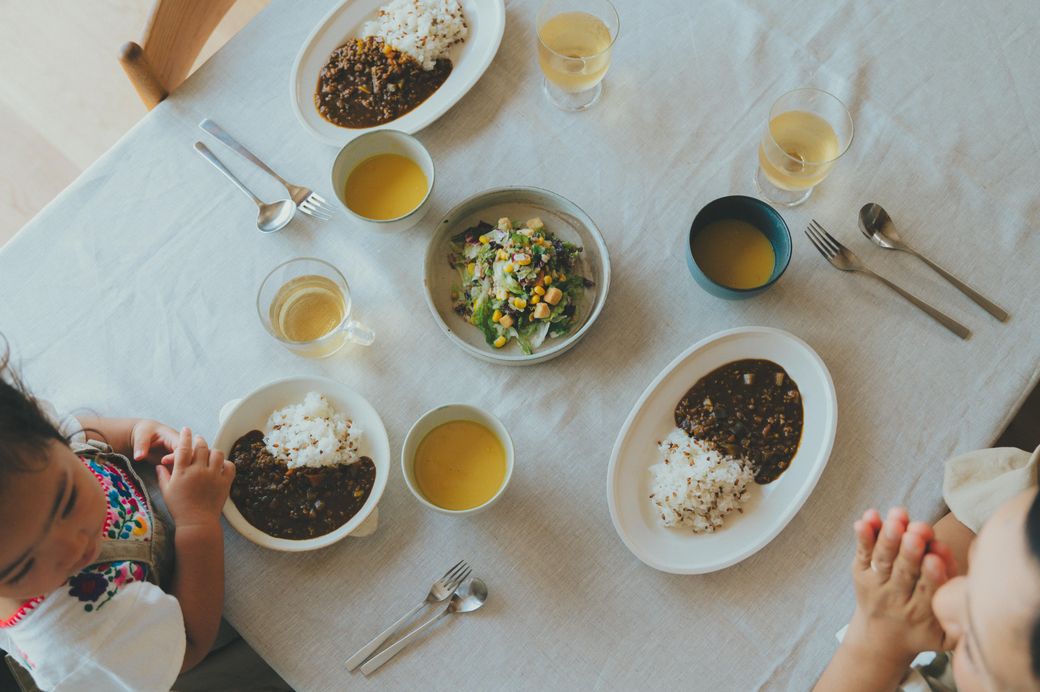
left=214, top=376, right=391, bottom=552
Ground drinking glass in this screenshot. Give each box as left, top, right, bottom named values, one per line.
left=536, top=0, right=619, bottom=112
left=257, top=258, right=374, bottom=359
left=755, top=88, right=854, bottom=207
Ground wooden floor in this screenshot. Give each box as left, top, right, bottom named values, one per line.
left=0, top=0, right=1035, bottom=450
left=0, top=0, right=268, bottom=246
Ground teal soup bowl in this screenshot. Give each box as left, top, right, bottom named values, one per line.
left=686, top=195, right=792, bottom=299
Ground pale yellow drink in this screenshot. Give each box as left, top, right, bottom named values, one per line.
left=537, top=11, right=612, bottom=93
left=269, top=274, right=346, bottom=356
left=758, top=110, right=841, bottom=191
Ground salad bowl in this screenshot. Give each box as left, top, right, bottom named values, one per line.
left=423, top=187, right=610, bottom=365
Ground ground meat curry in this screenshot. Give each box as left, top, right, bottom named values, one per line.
left=674, top=359, right=803, bottom=484
left=229, top=430, right=376, bottom=539
left=315, top=37, right=452, bottom=128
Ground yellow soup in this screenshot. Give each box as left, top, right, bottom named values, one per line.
left=691, top=219, right=776, bottom=289
left=344, top=153, right=427, bottom=221
left=414, top=420, right=506, bottom=511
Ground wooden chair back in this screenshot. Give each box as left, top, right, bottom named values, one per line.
left=119, top=0, right=237, bottom=109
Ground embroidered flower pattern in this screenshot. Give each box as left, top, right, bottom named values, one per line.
left=67, top=560, right=149, bottom=613
left=84, top=458, right=150, bottom=540
left=62, top=457, right=154, bottom=613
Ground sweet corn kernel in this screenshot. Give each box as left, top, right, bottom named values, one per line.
left=504, top=262, right=514, bottom=272
left=493, top=336, right=507, bottom=348
left=496, top=249, right=508, bottom=261
left=516, top=254, right=532, bottom=266
left=512, top=297, right=527, bottom=310
left=534, top=285, right=546, bottom=296
left=543, top=276, right=553, bottom=285
left=479, top=235, right=489, bottom=244
left=492, top=309, right=502, bottom=323
left=530, top=295, right=541, bottom=305
left=467, top=262, right=475, bottom=275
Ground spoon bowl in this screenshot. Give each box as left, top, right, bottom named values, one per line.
left=448, top=577, right=488, bottom=614
left=858, top=201, right=1008, bottom=321
left=258, top=199, right=296, bottom=233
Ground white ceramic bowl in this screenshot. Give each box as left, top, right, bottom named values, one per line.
left=331, top=130, right=435, bottom=233
left=423, top=187, right=611, bottom=365
left=607, top=327, right=838, bottom=574
left=401, top=404, right=514, bottom=515
left=290, top=0, right=506, bottom=145
left=215, top=376, right=391, bottom=551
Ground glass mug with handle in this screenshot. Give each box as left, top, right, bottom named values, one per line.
left=755, top=88, right=854, bottom=207
left=257, top=258, right=374, bottom=358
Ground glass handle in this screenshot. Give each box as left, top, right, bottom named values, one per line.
left=343, top=319, right=375, bottom=346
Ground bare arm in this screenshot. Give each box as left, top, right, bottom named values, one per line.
left=170, top=522, right=226, bottom=671
left=75, top=415, right=180, bottom=464
left=155, top=428, right=236, bottom=673
left=815, top=639, right=910, bottom=692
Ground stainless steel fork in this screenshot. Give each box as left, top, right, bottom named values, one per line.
left=805, top=220, right=971, bottom=340
left=199, top=119, right=334, bottom=221
left=344, top=560, right=472, bottom=671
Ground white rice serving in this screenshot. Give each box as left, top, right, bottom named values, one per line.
left=649, top=428, right=754, bottom=533
left=362, top=0, right=468, bottom=70
left=264, top=392, right=362, bottom=469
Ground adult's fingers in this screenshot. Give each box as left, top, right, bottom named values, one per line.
left=222, top=459, right=236, bottom=480
left=905, top=520, right=934, bottom=542
left=889, top=530, right=926, bottom=596
left=871, top=507, right=909, bottom=578
left=853, top=519, right=878, bottom=572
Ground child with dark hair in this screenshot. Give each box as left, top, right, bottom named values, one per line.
left=0, top=361, right=235, bottom=690
left=817, top=445, right=1040, bottom=691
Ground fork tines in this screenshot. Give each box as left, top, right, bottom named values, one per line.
left=441, top=560, right=470, bottom=591
left=804, top=219, right=841, bottom=260
left=300, top=193, right=334, bottom=221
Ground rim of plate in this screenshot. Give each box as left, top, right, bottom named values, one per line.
left=217, top=375, right=390, bottom=552
left=422, top=186, right=611, bottom=365
left=290, top=0, right=507, bottom=145
left=605, top=326, right=838, bottom=574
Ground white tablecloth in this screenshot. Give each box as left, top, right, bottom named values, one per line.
left=2, top=0, right=1038, bottom=688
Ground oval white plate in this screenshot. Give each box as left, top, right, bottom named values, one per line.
left=607, top=327, right=837, bottom=574
left=291, top=0, right=506, bottom=145
left=424, top=187, right=611, bottom=366
left=215, top=376, right=391, bottom=552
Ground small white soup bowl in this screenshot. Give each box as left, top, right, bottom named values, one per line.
left=401, top=404, right=514, bottom=515
left=330, top=129, right=435, bottom=233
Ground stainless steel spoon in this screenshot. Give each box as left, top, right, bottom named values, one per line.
left=360, top=578, right=488, bottom=675
left=193, top=142, right=296, bottom=233
left=859, top=203, right=1008, bottom=321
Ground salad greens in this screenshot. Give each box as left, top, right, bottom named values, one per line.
left=449, top=216, right=591, bottom=355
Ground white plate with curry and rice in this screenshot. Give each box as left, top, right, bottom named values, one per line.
left=606, top=327, right=837, bottom=574
left=214, top=376, right=391, bottom=552
left=291, top=0, right=506, bottom=145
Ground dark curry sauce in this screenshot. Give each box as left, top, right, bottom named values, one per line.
left=229, top=430, right=376, bottom=540
left=674, top=359, right=803, bottom=484
left=315, top=37, right=452, bottom=129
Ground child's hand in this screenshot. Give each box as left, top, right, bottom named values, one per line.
left=156, top=428, right=235, bottom=529
left=845, top=507, right=958, bottom=664
left=130, top=419, right=180, bottom=463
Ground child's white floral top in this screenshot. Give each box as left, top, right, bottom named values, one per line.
left=0, top=419, right=184, bottom=692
